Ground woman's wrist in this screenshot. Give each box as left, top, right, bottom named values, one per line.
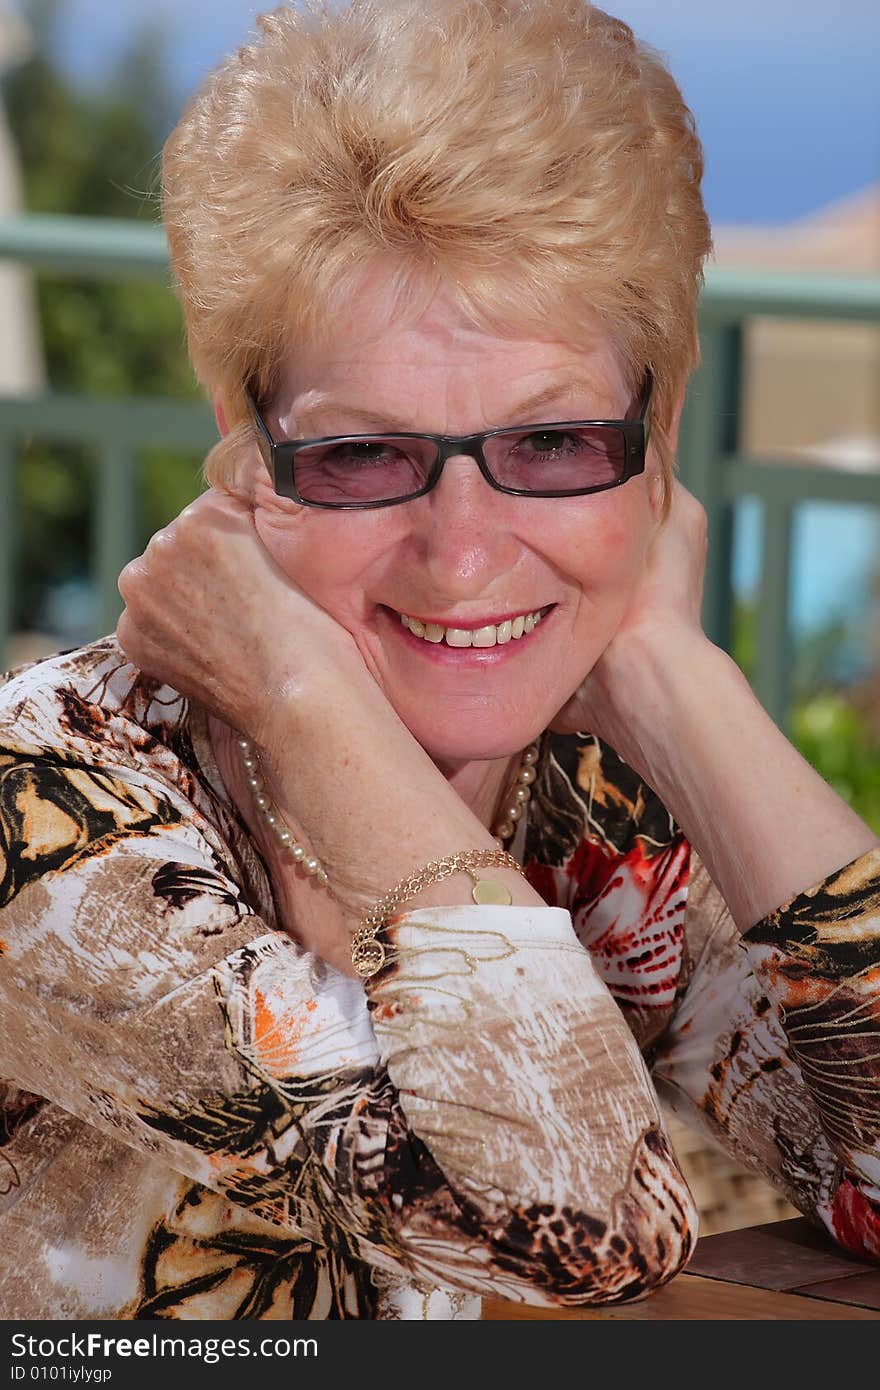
left=596, top=622, right=878, bottom=928
left=591, top=622, right=739, bottom=787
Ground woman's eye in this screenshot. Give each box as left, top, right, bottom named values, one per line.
left=520, top=430, right=579, bottom=455
left=323, top=440, right=401, bottom=467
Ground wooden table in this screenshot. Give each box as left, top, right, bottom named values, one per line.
left=482, top=1217, right=880, bottom=1319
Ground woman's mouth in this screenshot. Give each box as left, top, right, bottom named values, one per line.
left=387, top=604, right=553, bottom=650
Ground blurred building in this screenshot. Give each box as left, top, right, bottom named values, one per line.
left=713, top=187, right=880, bottom=463
left=715, top=187, right=880, bottom=718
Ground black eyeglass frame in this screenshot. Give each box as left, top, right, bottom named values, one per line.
left=245, top=370, right=653, bottom=510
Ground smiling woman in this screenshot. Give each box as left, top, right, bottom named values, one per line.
left=1, top=0, right=879, bottom=1322
left=236, top=288, right=659, bottom=765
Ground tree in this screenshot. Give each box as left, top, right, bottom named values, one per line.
left=2, top=0, right=202, bottom=634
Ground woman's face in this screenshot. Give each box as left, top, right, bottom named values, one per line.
left=248, top=275, right=665, bottom=764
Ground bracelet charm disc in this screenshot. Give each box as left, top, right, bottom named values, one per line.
left=352, top=937, right=386, bottom=977
left=469, top=876, right=513, bottom=906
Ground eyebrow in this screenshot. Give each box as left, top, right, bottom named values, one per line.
left=288, top=378, right=615, bottom=436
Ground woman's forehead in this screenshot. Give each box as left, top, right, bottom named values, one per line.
left=278, top=265, right=628, bottom=410
left=275, top=344, right=627, bottom=437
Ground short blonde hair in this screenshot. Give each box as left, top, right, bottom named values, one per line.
left=163, top=0, right=712, bottom=513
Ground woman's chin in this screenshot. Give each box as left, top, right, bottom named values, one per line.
left=396, top=709, right=550, bottom=765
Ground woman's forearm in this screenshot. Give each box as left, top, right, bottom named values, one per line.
left=212, top=682, right=544, bottom=969
left=593, top=627, right=879, bottom=929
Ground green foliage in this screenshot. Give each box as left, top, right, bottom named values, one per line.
left=792, top=693, right=880, bottom=834
left=5, top=0, right=172, bottom=220
left=33, top=276, right=194, bottom=399
left=734, top=597, right=880, bottom=832
left=2, top=0, right=201, bottom=630
left=139, top=451, right=206, bottom=550
left=731, top=596, right=757, bottom=681
left=4, top=0, right=193, bottom=397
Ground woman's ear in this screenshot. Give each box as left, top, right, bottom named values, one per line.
left=213, top=394, right=229, bottom=439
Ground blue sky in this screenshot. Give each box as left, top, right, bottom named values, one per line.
left=8, top=0, right=880, bottom=224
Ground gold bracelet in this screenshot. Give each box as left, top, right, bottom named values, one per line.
left=351, top=850, right=526, bottom=978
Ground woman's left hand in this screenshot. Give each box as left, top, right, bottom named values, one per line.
left=550, top=479, right=710, bottom=751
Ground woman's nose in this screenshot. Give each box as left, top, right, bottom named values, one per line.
left=409, top=453, right=521, bottom=597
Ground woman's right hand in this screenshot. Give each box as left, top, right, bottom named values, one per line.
left=116, top=488, right=513, bottom=952
left=116, top=487, right=367, bottom=750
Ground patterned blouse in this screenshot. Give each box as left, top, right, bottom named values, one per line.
left=0, top=636, right=878, bottom=1320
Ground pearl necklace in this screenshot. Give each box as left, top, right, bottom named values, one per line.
left=235, top=734, right=540, bottom=874
left=235, top=735, right=330, bottom=887
left=492, top=742, right=540, bottom=844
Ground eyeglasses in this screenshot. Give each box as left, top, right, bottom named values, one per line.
left=246, top=371, right=653, bottom=510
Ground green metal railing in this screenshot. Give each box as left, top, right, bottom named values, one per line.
left=1, top=212, right=879, bottom=729
left=678, top=280, right=880, bottom=728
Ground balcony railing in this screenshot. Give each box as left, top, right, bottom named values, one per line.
left=1, top=212, right=879, bottom=729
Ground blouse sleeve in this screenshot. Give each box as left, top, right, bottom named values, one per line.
left=0, top=748, right=697, bottom=1307
left=650, top=846, right=880, bottom=1262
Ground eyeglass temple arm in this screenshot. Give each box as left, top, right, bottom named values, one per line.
left=639, top=368, right=654, bottom=446
left=244, top=386, right=276, bottom=466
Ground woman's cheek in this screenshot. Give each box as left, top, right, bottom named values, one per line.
left=561, top=504, right=642, bottom=595
left=253, top=510, right=377, bottom=637
left=564, top=511, right=650, bottom=664
left=253, top=502, right=308, bottom=562
left=254, top=507, right=332, bottom=590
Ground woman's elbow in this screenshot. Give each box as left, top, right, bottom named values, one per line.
left=482, top=1130, right=699, bottom=1307
left=483, top=1198, right=697, bottom=1307
left=383, top=1122, right=698, bottom=1306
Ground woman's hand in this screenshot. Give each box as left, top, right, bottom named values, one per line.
left=116, top=488, right=390, bottom=963
left=116, top=488, right=365, bottom=749
left=116, top=488, right=532, bottom=957
left=550, top=479, right=711, bottom=753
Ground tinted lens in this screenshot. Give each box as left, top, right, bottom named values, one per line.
left=485, top=425, right=629, bottom=493
left=293, top=436, right=437, bottom=505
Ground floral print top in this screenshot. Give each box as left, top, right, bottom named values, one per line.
left=0, top=636, right=878, bottom=1319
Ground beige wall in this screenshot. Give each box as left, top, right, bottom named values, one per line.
left=743, top=319, right=880, bottom=458
left=713, top=186, right=880, bottom=460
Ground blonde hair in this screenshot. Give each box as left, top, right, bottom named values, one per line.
left=163, top=0, right=712, bottom=514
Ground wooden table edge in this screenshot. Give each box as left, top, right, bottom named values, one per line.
left=482, top=1271, right=880, bottom=1320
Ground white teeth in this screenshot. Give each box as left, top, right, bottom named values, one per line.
left=399, top=608, right=546, bottom=646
